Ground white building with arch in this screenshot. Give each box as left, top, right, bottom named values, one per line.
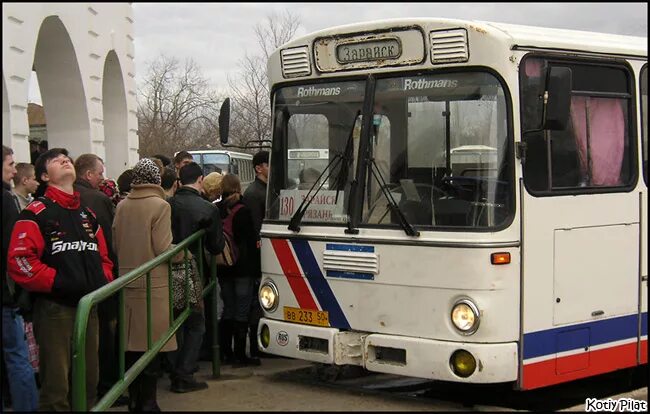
left=2, top=3, right=138, bottom=177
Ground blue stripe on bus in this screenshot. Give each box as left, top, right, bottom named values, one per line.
left=523, top=312, right=647, bottom=360
left=642, top=312, right=648, bottom=336
left=326, top=244, right=375, bottom=253
left=326, top=270, right=375, bottom=280
left=291, top=239, right=351, bottom=329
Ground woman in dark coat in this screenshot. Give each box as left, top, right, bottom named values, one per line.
left=216, top=174, right=261, bottom=367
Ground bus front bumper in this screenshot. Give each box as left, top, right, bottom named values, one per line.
left=258, top=318, right=518, bottom=383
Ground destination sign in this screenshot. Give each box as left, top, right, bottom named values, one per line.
left=336, top=39, right=401, bottom=64
left=289, top=151, right=320, bottom=159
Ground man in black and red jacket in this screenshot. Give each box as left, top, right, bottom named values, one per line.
left=7, top=148, right=113, bottom=411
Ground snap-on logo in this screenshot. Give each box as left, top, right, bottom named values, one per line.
left=51, top=240, right=98, bottom=255
left=276, top=331, right=289, bottom=346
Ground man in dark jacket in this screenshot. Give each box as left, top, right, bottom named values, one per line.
left=243, top=151, right=268, bottom=237
left=8, top=148, right=114, bottom=411
left=2, top=145, right=38, bottom=412
left=167, top=162, right=224, bottom=393
left=242, top=150, right=268, bottom=359
left=73, top=153, right=125, bottom=404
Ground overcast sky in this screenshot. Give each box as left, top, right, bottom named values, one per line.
left=28, top=2, right=648, bottom=103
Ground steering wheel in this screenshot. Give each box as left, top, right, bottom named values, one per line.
left=364, top=182, right=450, bottom=224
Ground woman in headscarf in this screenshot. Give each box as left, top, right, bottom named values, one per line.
left=112, top=158, right=180, bottom=411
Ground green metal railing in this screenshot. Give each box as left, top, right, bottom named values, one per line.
left=71, top=230, right=220, bottom=411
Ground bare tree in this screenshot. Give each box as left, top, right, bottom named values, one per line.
left=227, top=11, right=301, bottom=151
left=255, top=10, right=302, bottom=60
left=137, top=54, right=223, bottom=158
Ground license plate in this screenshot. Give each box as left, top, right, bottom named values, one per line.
left=283, top=307, right=330, bottom=327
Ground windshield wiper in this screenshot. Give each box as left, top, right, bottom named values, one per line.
left=288, top=111, right=359, bottom=233
left=332, top=111, right=358, bottom=205
left=368, top=157, right=420, bottom=237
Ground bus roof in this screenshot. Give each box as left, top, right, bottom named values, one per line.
left=187, top=150, right=253, bottom=159
left=483, top=20, right=646, bottom=58
left=275, top=17, right=646, bottom=61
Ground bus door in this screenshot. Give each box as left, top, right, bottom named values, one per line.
left=518, top=57, right=643, bottom=389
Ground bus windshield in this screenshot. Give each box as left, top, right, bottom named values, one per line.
left=267, top=72, right=513, bottom=230
left=364, top=71, right=512, bottom=229
left=268, top=80, right=365, bottom=223
left=192, top=152, right=230, bottom=175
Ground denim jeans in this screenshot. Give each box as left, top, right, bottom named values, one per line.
left=219, top=276, right=256, bottom=323
left=169, top=308, right=205, bottom=382
left=2, top=306, right=38, bottom=411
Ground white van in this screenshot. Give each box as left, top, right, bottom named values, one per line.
left=186, top=150, right=255, bottom=189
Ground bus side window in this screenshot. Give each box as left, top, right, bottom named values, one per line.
left=521, top=59, right=633, bottom=192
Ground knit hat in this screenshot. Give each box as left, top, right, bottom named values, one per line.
left=252, top=151, right=269, bottom=167
left=131, top=158, right=161, bottom=186
left=98, top=178, right=121, bottom=207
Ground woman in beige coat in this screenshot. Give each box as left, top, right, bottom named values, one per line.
left=113, top=158, right=178, bottom=412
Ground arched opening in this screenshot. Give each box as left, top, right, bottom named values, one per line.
left=33, top=16, right=90, bottom=158
left=2, top=74, right=9, bottom=148
left=102, top=50, right=128, bottom=177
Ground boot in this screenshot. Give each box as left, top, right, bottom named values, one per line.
left=219, top=319, right=235, bottom=364
left=232, top=321, right=260, bottom=368
left=139, top=373, right=161, bottom=412
left=249, top=324, right=261, bottom=358
left=127, top=377, right=142, bottom=412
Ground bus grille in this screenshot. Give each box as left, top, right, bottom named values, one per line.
left=281, top=46, right=311, bottom=78
left=430, top=28, right=469, bottom=63
left=323, top=250, right=379, bottom=278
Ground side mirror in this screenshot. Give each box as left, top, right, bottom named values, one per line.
left=543, top=67, right=572, bottom=131
left=219, top=98, right=231, bottom=145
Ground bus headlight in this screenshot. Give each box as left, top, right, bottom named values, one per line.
left=451, top=299, right=480, bottom=334
left=260, top=324, right=270, bottom=349
left=450, top=349, right=477, bottom=378
left=259, top=280, right=279, bottom=312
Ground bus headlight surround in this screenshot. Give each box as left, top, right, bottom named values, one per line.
left=451, top=298, right=480, bottom=335
left=259, top=280, right=279, bottom=312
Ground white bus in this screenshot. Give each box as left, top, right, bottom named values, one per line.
left=250, top=18, right=647, bottom=390
left=186, top=150, right=255, bottom=188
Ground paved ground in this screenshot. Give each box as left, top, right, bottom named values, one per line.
left=105, top=357, right=647, bottom=412
left=108, top=358, right=464, bottom=412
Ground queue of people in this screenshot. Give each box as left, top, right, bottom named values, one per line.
left=2, top=145, right=271, bottom=412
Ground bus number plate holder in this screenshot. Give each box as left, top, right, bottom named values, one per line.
left=284, top=306, right=330, bottom=327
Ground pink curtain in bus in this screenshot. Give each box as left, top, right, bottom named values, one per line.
left=524, top=58, right=543, bottom=78
left=569, top=96, right=625, bottom=186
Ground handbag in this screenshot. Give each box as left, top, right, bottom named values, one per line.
left=171, top=257, right=202, bottom=309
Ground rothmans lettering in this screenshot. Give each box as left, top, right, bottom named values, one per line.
left=404, top=78, right=459, bottom=90
left=297, top=86, right=341, bottom=98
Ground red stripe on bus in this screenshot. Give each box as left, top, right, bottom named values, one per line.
left=522, top=341, right=642, bottom=390
left=270, top=239, right=319, bottom=311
